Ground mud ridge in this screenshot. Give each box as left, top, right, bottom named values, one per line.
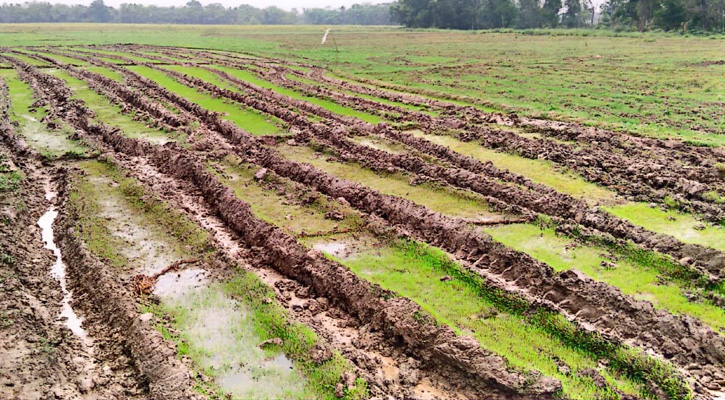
left=8, top=52, right=563, bottom=400
left=116, top=54, right=725, bottom=284
left=73, top=59, right=721, bottom=397
left=39, top=51, right=725, bottom=395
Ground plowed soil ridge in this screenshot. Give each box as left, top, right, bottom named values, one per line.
left=103, top=51, right=725, bottom=284
left=34, top=52, right=723, bottom=396
left=3, top=54, right=563, bottom=400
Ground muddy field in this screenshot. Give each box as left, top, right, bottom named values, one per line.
left=0, top=42, right=723, bottom=400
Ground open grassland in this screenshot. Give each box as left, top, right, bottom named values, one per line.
left=0, top=25, right=723, bottom=400
left=1, top=24, right=723, bottom=144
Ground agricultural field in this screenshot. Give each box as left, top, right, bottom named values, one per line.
left=0, top=25, right=723, bottom=400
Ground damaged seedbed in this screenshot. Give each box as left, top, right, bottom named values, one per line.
left=0, top=70, right=89, bottom=159
left=7, top=46, right=725, bottom=399
left=13, top=57, right=570, bottom=400
left=64, top=159, right=364, bottom=400
left=115, top=50, right=725, bottom=286
left=49, top=54, right=720, bottom=396
left=193, top=143, right=648, bottom=399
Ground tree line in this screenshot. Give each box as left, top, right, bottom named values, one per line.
left=390, top=0, right=723, bottom=31
left=0, top=0, right=393, bottom=25
left=0, top=0, right=721, bottom=31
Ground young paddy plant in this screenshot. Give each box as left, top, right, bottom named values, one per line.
left=339, top=239, right=691, bottom=400
left=127, top=65, right=286, bottom=136
left=486, top=219, right=725, bottom=332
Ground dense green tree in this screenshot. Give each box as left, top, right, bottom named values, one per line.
left=0, top=1, right=393, bottom=25
left=655, top=0, right=686, bottom=29
left=87, top=0, right=112, bottom=22
left=390, top=0, right=436, bottom=27
left=562, top=0, right=582, bottom=26
left=518, top=0, right=542, bottom=28
left=541, top=0, right=563, bottom=26
left=602, top=0, right=722, bottom=31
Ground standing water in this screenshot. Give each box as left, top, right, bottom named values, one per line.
left=38, top=193, right=88, bottom=340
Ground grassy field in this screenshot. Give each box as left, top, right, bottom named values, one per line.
left=1, top=24, right=723, bottom=145
left=1, top=24, right=723, bottom=400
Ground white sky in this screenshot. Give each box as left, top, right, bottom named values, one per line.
left=42, top=0, right=377, bottom=11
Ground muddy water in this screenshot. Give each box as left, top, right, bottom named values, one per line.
left=38, top=197, right=88, bottom=341
left=160, top=285, right=310, bottom=399
left=20, top=115, right=86, bottom=157
left=84, top=168, right=310, bottom=398
left=153, top=268, right=208, bottom=299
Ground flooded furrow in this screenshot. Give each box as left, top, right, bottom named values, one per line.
left=38, top=197, right=88, bottom=341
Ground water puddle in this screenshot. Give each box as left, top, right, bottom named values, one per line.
left=314, top=242, right=348, bottom=256
left=163, top=286, right=309, bottom=399
left=153, top=268, right=208, bottom=299
left=38, top=200, right=88, bottom=341
left=20, top=115, right=86, bottom=157
left=219, top=353, right=295, bottom=396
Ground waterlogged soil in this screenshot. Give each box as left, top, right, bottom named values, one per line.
left=9, top=44, right=725, bottom=397
left=157, top=284, right=312, bottom=400
left=80, top=164, right=311, bottom=398
left=486, top=223, right=725, bottom=333
left=87, top=173, right=182, bottom=276
left=38, top=205, right=88, bottom=340
left=0, top=70, right=87, bottom=157
left=17, top=116, right=86, bottom=157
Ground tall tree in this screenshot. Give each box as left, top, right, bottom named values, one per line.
left=518, top=0, right=543, bottom=28
left=541, top=0, right=563, bottom=26
left=655, top=0, right=686, bottom=29
left=562, top=0, right=582, bottom=26
left=87, top=0, right=112, bottom=22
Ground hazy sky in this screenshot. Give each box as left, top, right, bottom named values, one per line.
left=44, top=0, right=374, bottom=10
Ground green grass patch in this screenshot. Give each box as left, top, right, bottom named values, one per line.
left=212, top=65, right=384, bottom=124
left=338, top=239, right=691, bottom=399
left=486, top=223, right=725, bottom=333
left=0, top=170, right=22, bottom=193
left=128, top=65, right=284, bottom=136
left=605, top=203, right=725, bottom=252
left=277, top=142, right=499, bottom=220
